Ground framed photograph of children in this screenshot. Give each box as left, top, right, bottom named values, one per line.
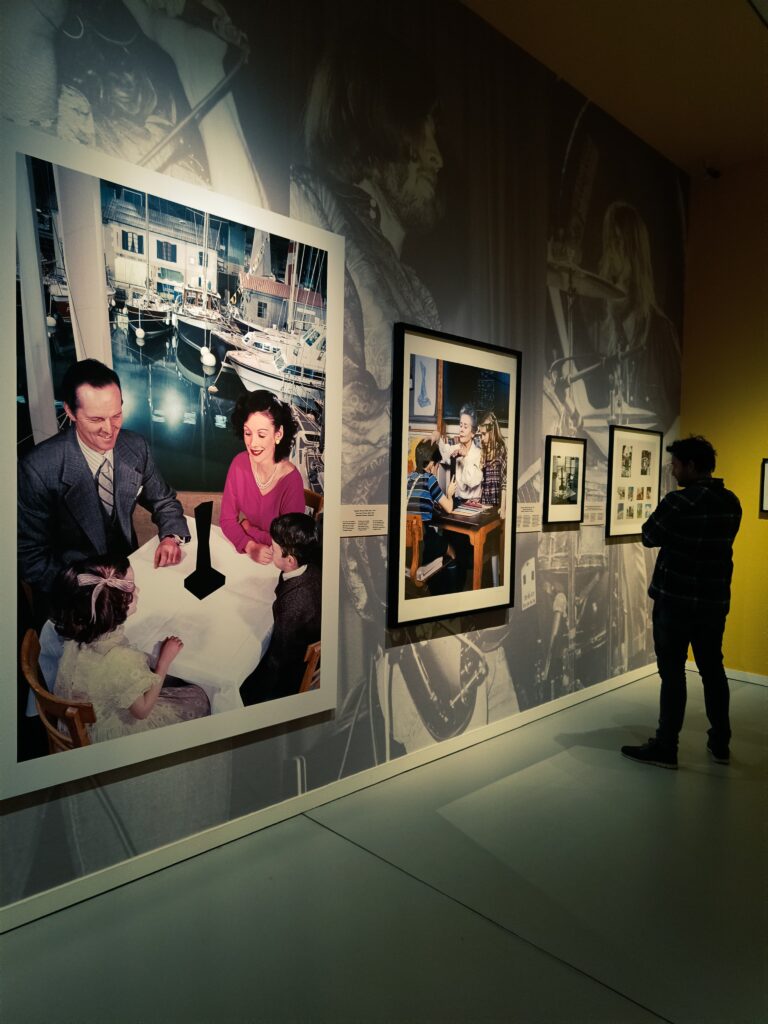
left=543, top=436, right=587, bottom=524
left=387, top=322, right=521, bottom=629
left=761, top=459, right=768, bottom=514
left=605, top=425, right=663, bottom=537
left=4, top=126, right=343, bottom=799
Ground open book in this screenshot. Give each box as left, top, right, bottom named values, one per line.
left=404, top=556, right=445, bottom=583
left=450, top=500, right=493, bottom=516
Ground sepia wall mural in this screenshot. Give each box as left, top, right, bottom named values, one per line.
left=2, top=0, right=685, bottom=905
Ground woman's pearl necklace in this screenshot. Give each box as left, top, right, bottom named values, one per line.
left=253, top=461, right=279, bottom=490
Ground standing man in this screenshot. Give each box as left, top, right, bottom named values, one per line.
left=621, top=436, right=741, bottom=769
left=19, top=359, right=190, bottom=608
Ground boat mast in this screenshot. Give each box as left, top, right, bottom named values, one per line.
left=286, top=242, right=299, bottom=331
left=144, top=190, right=150, bottom=299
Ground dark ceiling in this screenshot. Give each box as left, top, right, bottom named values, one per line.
left=462, top=0, right=767, bottom=176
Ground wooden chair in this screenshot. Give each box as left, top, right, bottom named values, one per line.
left=299, top=640, right=321, bottom=693
left=405, top=514, right=426, bottom=588
left=304, top=488, right=324, bottom=519
left=20, top=630, right=95, bottom=752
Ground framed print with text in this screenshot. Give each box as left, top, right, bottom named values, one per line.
left=543, top=435, right=587, bottom=524
left=606, top=425, right=662, bottom=537
left=388, top=322, right=521, bottom=629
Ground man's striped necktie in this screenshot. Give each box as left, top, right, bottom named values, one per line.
left=97, top=458, right=114, bottom=515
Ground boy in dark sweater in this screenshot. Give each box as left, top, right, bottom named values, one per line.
left=240, top=513, right=321, bottom=705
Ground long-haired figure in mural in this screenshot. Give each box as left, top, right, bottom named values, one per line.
left=542, top=92, right=686, bottom=692
left=595, top=201, right=681, bottom=434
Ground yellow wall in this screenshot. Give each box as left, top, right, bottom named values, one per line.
left=681, top=157, right=768, bottom=675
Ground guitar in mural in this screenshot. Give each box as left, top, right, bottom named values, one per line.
left=394, top=633, right=488, bottom=741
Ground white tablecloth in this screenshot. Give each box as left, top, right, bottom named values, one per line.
left=123, top=519, right=279, bottom=713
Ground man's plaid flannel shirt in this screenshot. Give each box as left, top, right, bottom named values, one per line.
left=642, top=477, right=742, bottom=614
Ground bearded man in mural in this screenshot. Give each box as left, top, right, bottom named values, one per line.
left=291, top=36, right=519, bottom=754
left=291, top=36, right=443, bottom=625
left=291, top=38, right=443, bottom=497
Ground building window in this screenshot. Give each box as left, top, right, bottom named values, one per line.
left=157, top=267, right=184, bottom=283
left=121, top=231, right=143, bottom=255
left=257, top=301, right=267, bottom=318
left=198, top=251, right=208, bottom=267
left=156, top=240, right=177, bottom=262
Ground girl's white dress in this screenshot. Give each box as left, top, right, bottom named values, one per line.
left=55, top=627, right=209, bottom=743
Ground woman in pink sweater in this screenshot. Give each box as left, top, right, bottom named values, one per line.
left=220, top=391, right=305, bottom=564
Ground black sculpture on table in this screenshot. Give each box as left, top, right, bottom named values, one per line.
left=184, top=501, right=225, bottom=599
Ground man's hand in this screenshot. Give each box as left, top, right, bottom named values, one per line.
left=154, top=536, right=182, bottom=567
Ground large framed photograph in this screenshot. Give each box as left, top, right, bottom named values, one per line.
left=4, top=126, right=343, bottom=799
left=605, top=425, right=662, bottom=537
left=388, top=323, right=521, bottom=628
left=543, top=435, right=587, bottom=524
left=761, top=459, right=768, bottom=513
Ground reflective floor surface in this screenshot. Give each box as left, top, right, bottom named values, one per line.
left=2, top=672, right=766, bottom=1023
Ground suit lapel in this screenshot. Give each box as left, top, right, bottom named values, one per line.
left=113, top=435, right=141, bottom=542
left=60, top=431, right=106, bottom=553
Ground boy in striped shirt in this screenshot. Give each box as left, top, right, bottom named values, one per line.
left=406, top=439, right=457, bottom=567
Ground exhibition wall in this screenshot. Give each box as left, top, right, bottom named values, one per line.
left=681, top=157, right=768, bottom=675
left=2, top=0, right=692, bottom=915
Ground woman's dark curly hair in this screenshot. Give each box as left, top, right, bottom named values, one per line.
left=231, top=390, right=297, bottom=462
left=51, top=554, right=134, bottom=645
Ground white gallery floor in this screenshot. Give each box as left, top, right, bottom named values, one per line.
left=1, top=672, right=766, bottom=1024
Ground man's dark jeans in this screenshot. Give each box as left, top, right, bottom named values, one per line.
left=652, top=600, right=731, bottom=751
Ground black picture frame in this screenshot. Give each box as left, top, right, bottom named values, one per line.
left=605, top=425, right=663, bottom=537
left=761, top=458, right=768, bottom=514
left=388, top=322, right=521, bottom=629
left=543, top=435, right=587, bottom=524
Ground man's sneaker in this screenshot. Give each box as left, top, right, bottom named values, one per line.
left=707, top=740, right=730, bottom=765
left=621, top=738, right=678, bottom=769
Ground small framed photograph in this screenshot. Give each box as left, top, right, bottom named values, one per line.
left=543, top=436, right=587, bottom=524
left=606, top=425, right=662, bottom=537
left=408, top=355, right=438, bottom=422
left=388, top=323, right=521, bottom=628
left=761, top=459, right=768, bottom=513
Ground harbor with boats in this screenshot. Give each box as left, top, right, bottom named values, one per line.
left=19, top=160, right=327, bottom=496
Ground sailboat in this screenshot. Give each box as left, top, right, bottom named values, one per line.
left=174, top=209, right=238, bottom=358
left=224, top=323, right=326, bottom=410
left=119, top=192, right=173, bottom=342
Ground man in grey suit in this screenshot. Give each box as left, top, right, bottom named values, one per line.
left=18, top=359, right=190, bottom=601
